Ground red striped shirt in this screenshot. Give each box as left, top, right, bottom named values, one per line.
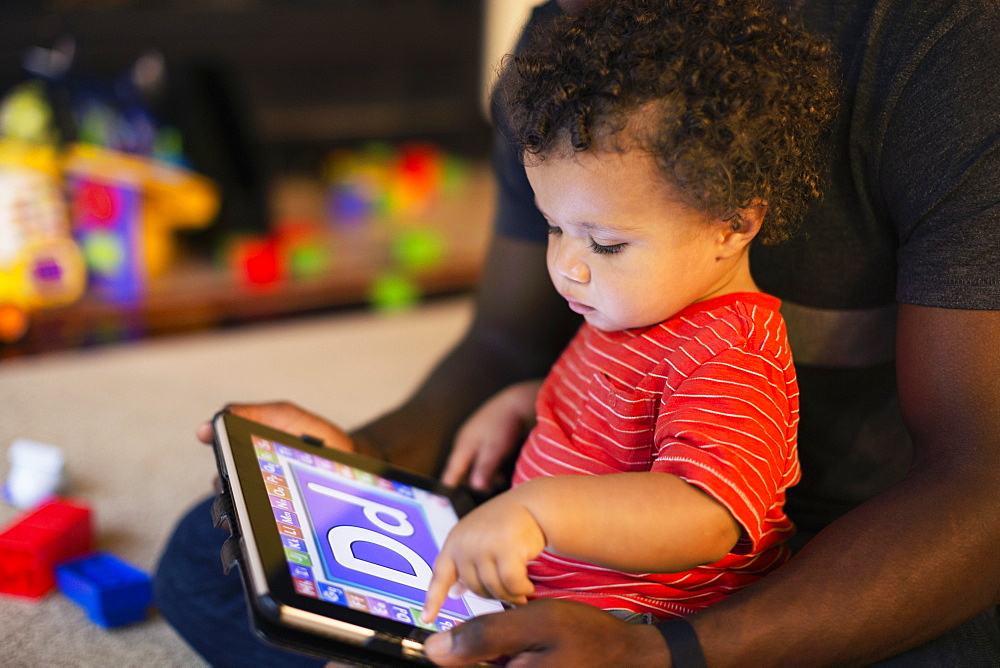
left=512, top=292, right=800, bottom=619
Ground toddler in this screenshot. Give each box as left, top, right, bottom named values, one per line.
left=423, top=0, right=837, bottom=623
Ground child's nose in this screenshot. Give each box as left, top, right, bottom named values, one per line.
left=555, top=247, right=590, bottom=284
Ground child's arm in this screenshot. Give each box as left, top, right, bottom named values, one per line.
left=421, top=472, right=740, bottom=622
left=440, top=380, right=542, bottom=490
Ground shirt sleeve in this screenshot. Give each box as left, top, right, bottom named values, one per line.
left=650, top=346, right=799, bottom=553
left=867, top=3, right=1000, bottom=308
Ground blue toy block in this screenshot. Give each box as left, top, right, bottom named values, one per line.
left=55, top=551, right=153, bottom=627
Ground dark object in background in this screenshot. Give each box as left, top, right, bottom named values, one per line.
left=151, top=57, right=272, bottom=244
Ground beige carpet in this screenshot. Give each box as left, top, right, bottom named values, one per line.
left=0, top=296, right=473, bottom=667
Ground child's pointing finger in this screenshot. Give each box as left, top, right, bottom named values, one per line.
left=421, top=557, right=458, bottom=624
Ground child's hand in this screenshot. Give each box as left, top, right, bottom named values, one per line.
left=421, top=491, right=545, bottom=623
left=441, top=381, right=542, bottom=491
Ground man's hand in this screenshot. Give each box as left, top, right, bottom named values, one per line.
left=196, top=401, right=356, bottom=452
left=422, top=491, right=545, bottom=623
left=423, top=599, right=670, bottom=667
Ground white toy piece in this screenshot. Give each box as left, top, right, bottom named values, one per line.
left=3, top=438, right=65, bottom=508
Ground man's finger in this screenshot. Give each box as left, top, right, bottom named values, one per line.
left=422, top=599, right=664, bottom=667
left=423, top=606, right=542, bottom=666
left=196, top=421, right=214, bottom=444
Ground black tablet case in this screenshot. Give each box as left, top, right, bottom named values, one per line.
left=212, top=487, right=430, bottom=666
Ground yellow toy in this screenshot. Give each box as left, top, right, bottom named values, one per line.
left=63, top=143, right=218, bottom=302
left=0, top=75, right=218, bottom=340
left=0, top=139, right=86, bottom=342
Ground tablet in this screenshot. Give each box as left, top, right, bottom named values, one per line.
left=211, top=411, right=505, bottom=665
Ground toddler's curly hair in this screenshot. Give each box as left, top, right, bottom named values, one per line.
left=497, top=0, right=839, bottom=244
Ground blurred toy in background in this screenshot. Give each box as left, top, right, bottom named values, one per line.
left=324, top=142, right=457, bottom=311
left=325, top=141, right=465, bottom=227
left=0, top=41, right=222, bottom=331
left=3, top=438, right=66, bottom=510
left=49, top=47, right=220, bottom=303
left=64, top=143, right=217, bottom=303
left=0, top=497, right=93, bottom=600
left=0, top=82, right=87, bottom=343
left=56, top=551, right=154, bottom=627
left=0, top=430, right=155, bottom=625
left=0, top=80, right=59, bottom=146
left=1, top=32, right=477, bottom=338
left=226, top=218, right=329, bottom=291
left=0, top=494, right=155, bottom=626
left=227, top=234, right=283, bottom=290
left=225, top=141, right=461, bottom=305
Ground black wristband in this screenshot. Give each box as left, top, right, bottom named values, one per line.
left=655, top=618, right=707, bottom=668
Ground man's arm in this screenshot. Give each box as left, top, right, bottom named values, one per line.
left=689, top=304, right=1000, bottom=665
left=352, top=233, right=580, bottom=476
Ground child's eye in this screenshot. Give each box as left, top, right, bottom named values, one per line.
left=547, top=225, right=561, bottom=236
left=589, top=239, right=626, bottom=255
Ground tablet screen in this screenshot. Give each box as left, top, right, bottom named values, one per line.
left=248, top=432, right=504, bottom=633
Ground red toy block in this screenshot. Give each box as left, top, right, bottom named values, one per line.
left=0, top=498, right=94, bottom=599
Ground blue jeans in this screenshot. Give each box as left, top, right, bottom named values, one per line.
left=155, top=496, right=999, bottom=667
left=155, top=496, right=326, bottom=667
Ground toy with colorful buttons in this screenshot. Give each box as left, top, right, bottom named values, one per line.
left=0, top=75, right=219, bottom=340
left=64, top=143, right=218, bottom=303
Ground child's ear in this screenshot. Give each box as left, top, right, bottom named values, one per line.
left=716, top=201, right=766, bottom=259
